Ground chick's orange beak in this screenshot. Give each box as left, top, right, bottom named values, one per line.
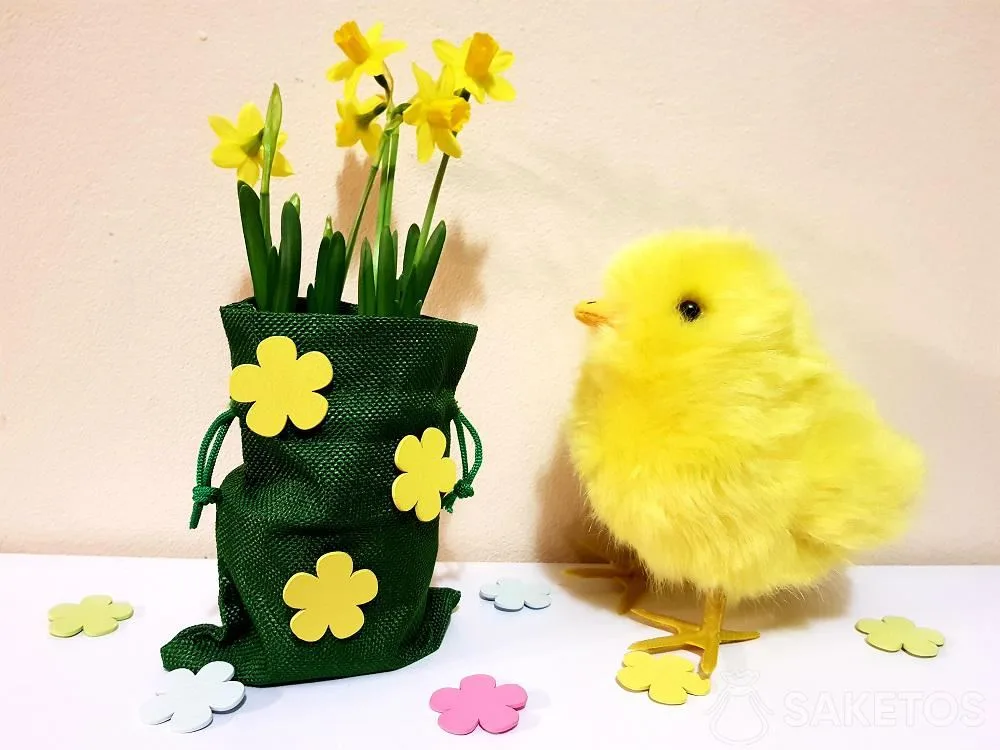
left=574, top=299, right=611, bottom=327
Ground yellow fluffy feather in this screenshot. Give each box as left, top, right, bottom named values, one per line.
left=569, top=231, right=924, bottom=601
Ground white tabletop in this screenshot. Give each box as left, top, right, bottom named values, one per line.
left=1, top=555, right=996, bottom=748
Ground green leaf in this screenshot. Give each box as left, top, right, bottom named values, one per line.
left=306, top=282, right=316, bottom=313
left=237, top=181, right=269, bottom=308
left=376, top=225, right=397, bottom=316
left=312, top=235, right=332, bottom=313
left=410, top=220, right=447, bottom=316
left=397, top=223, right=420, bottom=307
left=327, top=231, right=348, bottom=313
left=289, top=193, right=301, bottom=214
left=358, top=238, right=375, bottom=315
left=323, top=215, right=334, bottom=240
left=273, top=200, right=301, bottom=313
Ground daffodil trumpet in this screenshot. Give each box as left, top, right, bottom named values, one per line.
left=210, top=23, right=513, bottom=318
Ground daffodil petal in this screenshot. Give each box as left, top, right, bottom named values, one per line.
left=392, top=473, right=420, bottom=512
left=229, top=364, right=263, bottom=403
left=416, top=124, right=434, bottom=163
left=327, top=60, right=357, bottom=82
left=255, top=336, right=296, bottom=368
left=349, top=569, right=378, bottom=605
left=412, top=63, right=436, bottom=98
left=329, top=605, right=365, bottom=639
left=212, top=143, right=247, bottom=169
left=432, top=39, right=461, bottom=66
left=237, top=103, right=264, bottom=136
left=374, top=40, right=406, bottom=57
left=268, top=153, right=293, bottom=177
left=487, top=76, right=516, bottom=102
left=277, top=131, right=288, bottom=148
left=246, top=400, right=286, bottom=438
left=282, top=572, right=320, bottom=609
left=208, top=115, right=238, bottom=139
left=394, top=434, right=424, bottom=472
left=316, top=551, right=353, bottom=582
left=360, top=124, right=382, bottom=157
left=294, top=350, right=333, bottom=391
left=433, top=128, right=463, bottom=159
left=366, top=21, right=384, bottom=43
left=237, top=158, right=260, bottom=185
left=648, top=680, right=689, bottom=705
left=290, top=608, right=329, bottom=642
left=491, top=51, right=515, bottom=73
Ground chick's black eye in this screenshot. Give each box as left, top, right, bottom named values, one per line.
left=677, top=299, right=702, bottom=322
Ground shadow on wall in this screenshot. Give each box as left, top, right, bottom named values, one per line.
left=333, top=150, right=489, bottom=322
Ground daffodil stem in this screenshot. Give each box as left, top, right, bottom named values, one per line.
left=416, top=153, right=450, bottom=262
left=260, top=191, right=271, bottom=249
left=373, top=126, right=400, bottom=272
left=345, top=137, right=389, bottom=269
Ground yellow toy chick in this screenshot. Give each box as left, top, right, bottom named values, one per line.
left=569, top=231, right=924, bottom=679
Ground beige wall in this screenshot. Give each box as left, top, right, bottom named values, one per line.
left=1, top=1, right=998, bottom=562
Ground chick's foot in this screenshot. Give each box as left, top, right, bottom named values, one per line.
left=564, top=564, right=646, bottom=614
left=627, top=590, right=759, bottom=679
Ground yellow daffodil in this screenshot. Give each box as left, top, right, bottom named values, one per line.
left=335, top=95, right=385, bottom=157
left=327, top=21, right=406, bottom=94
left=392, top=427, right=458, bottom=521
left=432, top=32, right=515, bottom=104
left=209, top=103, right=293, bottom=186
left=229, top=336, right=333, bottom=438
left=283, top=551, right=378, bottom=641
left=48, top=595, right=134, bottom=638
left=403, top=65, right=471, bottom=162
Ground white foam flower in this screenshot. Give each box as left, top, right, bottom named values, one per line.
left=140, top=661, right=245, bottom=733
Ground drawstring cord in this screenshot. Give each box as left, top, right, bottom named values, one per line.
left=189, top=405, right=238, bottom=529
left=442, top=406, right=483, bottom=513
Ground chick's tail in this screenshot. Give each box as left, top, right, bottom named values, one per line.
left=796, top=404, right=925, bottom=554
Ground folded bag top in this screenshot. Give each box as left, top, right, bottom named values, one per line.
left=162, top=299, right=478, bottom=687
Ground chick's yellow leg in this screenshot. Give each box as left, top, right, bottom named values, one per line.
left=564, top=563, right=646, bottom=614
left=628, top=590, right=759, bottom=679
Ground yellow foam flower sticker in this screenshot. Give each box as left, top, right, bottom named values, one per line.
left=855, top=616, right=945, bottom=657
left=392, top=427, right=457, bottom=522
left=616, top=652, right=710, bottom=705
left=48, top=595, right=134, bottom=638
left=282, top=552, right=378, bottom=642
left=229, top=336, right=333, bottom=438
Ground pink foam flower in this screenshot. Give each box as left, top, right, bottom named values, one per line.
left=429, top=674, right=528, bottom=735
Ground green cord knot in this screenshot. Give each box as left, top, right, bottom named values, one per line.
left=189, top=485, right=221, bottom=530
left=442, top=406, right=482, bottom=513
left=189, top=406, right=237, bottom=529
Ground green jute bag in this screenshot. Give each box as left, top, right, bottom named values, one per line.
left=161, top=299, right=481, bottom=687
